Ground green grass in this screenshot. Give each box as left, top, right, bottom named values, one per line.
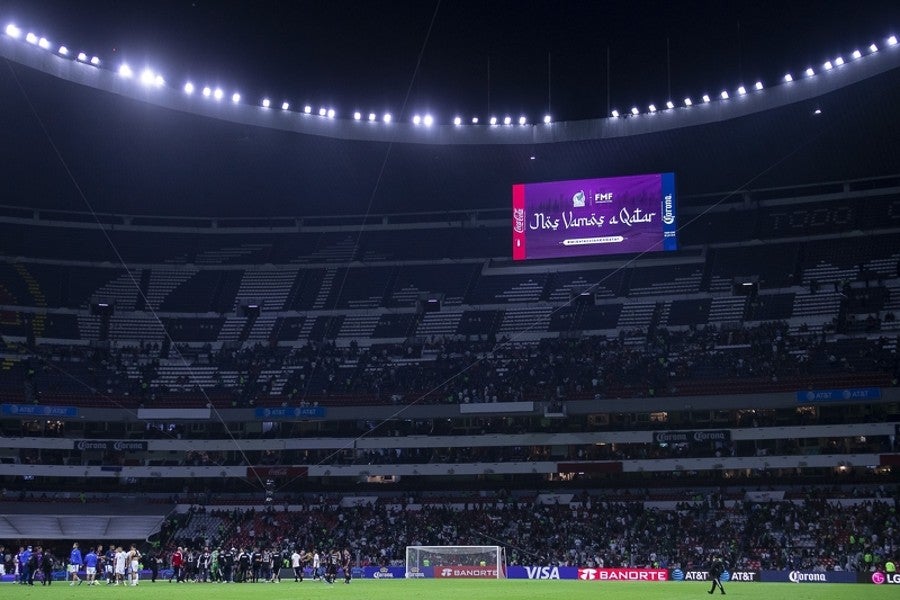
left=6, top=579, right=894, bottom=600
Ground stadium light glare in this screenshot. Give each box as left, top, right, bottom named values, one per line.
left=823, top=60, right=833, bottom=70
left=424, top=114, right=434, bottom=126
left=353, top=111, right=362, bottom=121
left=319, top=107, right=327, bottom=116
left=701, top=94, right=710, bottom=103
left=737, top=86, right=747, bottom=95
left=76, top=52, right=88, bottom=62
left=303, top=105, right=312, bottom=114
left=202, top=86, right=211, bottom=97
left=648, top=104, right=657, bottom=113
left=383, top=113, right=392, bottom=123
left=453, top=116, right=462, bottom=126
left=851, top=49, right=862, bottom=59
left=834, top=56, right=845, bottom=66
left=118, top=64, right=133, bottom=78
left=543, top=114, right=552, bottom=124
left=888, top=35, right=898, bottom=46
left=720, top=90, right=729, bottom=99
left=231, top=92, right=241, bottom=103
left=630, top=107, right=639, bottom=115
left=58, top=45, right=68, bottom=56
left=489, top=116, right=497, bottom=125
left=412, top=114, right=421, bottom=125
left=281, top=101, right=290, bottom=110
left=503, top=116, right=512, bottom=125
left=25, top=32, right=37, bottom=44
left=684, top=97, right=692, bottom=106
left=610, top=109, right=620, bottom=117
left=869, top=43, right=878, bottom=53
left=754, top=81, right=764, bottom=90
left=805, top=67, right=814, bottom=77
left=38, top=37, right=50, bottom=49
left=327, top=108, right=336, bottom=119
left=140, top=68, right=155, bottom=86
left=518, top=115, right=526, bottom=125
left=368, top=113, right=376, bottom=122
left=213, top=88, right=224, bottom=100
left=472, top=117, right=479, bottom=124
left=90, top=56, right=100, bottom=66
left=665, top=100, right=674, bottom=109
left=814, top=108, right=822, bottom=115
left=183, top=82, right=194, bottom=94
left=261, top=98, right=270, bottom=108
left=783, top=73, right=793, bottom=82
left=5, top=24, right=21, bottom=38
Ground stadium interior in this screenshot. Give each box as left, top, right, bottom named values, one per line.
left=0, top=13, right=897, bottom=581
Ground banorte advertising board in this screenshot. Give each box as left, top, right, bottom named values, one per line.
left=577, top=568, right=668, bottom=581
left=432, top=566, right=500, bottom=579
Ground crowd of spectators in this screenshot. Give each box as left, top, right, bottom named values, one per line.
left=3, top=321, right=898, bottom=407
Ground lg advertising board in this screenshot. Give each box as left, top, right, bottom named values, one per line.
left=512, top=173, right=677, bottom=261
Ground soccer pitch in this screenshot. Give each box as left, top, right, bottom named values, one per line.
left=5, top=580, right=895, bottom=600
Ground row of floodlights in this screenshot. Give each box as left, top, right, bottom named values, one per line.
left=5, top=22, right=553, bottom=127
left=6, top=23, right=897, bottom=125
left=611, top=35, right=898, bottom=118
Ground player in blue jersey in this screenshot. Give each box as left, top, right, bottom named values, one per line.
left=84, top=547, right=99, bottom=585
left=69, top=542, right=83, bottom=585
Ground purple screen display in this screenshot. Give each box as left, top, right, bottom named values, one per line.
left=512, top=173, right=676, bottom=261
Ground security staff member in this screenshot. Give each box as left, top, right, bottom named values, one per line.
left=708, top=556, right=725, bottom=595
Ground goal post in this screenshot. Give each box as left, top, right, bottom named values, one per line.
left=405, top=545, right=506, bottom=579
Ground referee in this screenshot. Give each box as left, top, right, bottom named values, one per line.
left=708, top=556, right=725, bottom=595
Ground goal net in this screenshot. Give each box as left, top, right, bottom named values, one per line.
left=405, top=545, right=506, bottom=579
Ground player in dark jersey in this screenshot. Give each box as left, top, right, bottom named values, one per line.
left=341, top=549, right=352, bottom=584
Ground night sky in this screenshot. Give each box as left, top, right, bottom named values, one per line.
left=2, top=0, right=899, bottom=122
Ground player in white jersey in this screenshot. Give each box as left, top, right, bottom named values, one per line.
left=114, top=546, right=127, bottom=585
left=127, top=545, right=141, bottom=586
left=312, top=551, right=321, bottom=580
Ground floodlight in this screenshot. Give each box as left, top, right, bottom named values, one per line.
left=823, top=60, right=833, bottom=70
left=25, top=32, right=37, bottom=44
left=353, top=111, right=362, bottom=120
left=684, top=97, right=692, bottom=106
left=453, top=116, right=462, bottom=126
left=489, top=116, right=497, bottom=125
left=184, top=82, right=194, bottom=94
left=261, top=98, right=270, bottom=108
left=304, top=105, right=312, bottom=114
left=383, top=113, right=392, bottom=123
left=737, top=86, right=746, bottom=95
left=648, top=104, right=657, bottom=113
left=76, top=52, right=87, bottom=62
left=543, top=114, right=551, bottom=124
left=834, top=56, right=844, bottom=66
left=805, top=67, right=814, bottom=77
left=666, top=100, right=674, bottom=109
left=202, top=86, right=211, bottom=97
left=754, top=81, right=763, bottom=90
left=814, top=108, right=822, bottom=115
left=327, top=108, right=335, bottom=118
left=888, top=35, right=898, bottom=46
left=319, top=107, right=327, bottom=116
left=423, top=114, right=433, bottom=126
left=213, top=88, right=224, bottom=100
left=140, top=69, right=155, bottom=86
left=517, top=115, right=526, bottom=125
left=232, top=92, right=241, bottom=103
left=368, top=113, right=376, bottom=121
left=702, top=94, right=710, bottom=103
left=119, top=64, right=133, bottom=78
left=5, top=24, right=22, bottom=38
left=58, top=45, right=68, bottom=56
left=610, top=110, right=620, bottom=118
left=851, top=49, right=862, bottom=59
left=471, top=117, right=479, bottom=124
left=413, top=114, right=421, bottom=125
left=783, top=73, right=793, bottom=82
left=720, top=90, right=729, bottom=99
left=630, top=107, right=639, bottom=115
left=503, top=116, right=512, bottom=125
left=282, top=101, right=290, bottom=110
left=90, top=56, right=100, bottom=66
left=869, top=43, right=878, bottom=53
left=38, top=37, right=50, bottom=49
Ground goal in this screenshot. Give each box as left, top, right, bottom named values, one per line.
left=405, top=545, right=506, bottom=579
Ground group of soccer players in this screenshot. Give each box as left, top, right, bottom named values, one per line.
left=66, top=542, right=143, bottom=586
left=166, top=546, right=353, bottom=584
